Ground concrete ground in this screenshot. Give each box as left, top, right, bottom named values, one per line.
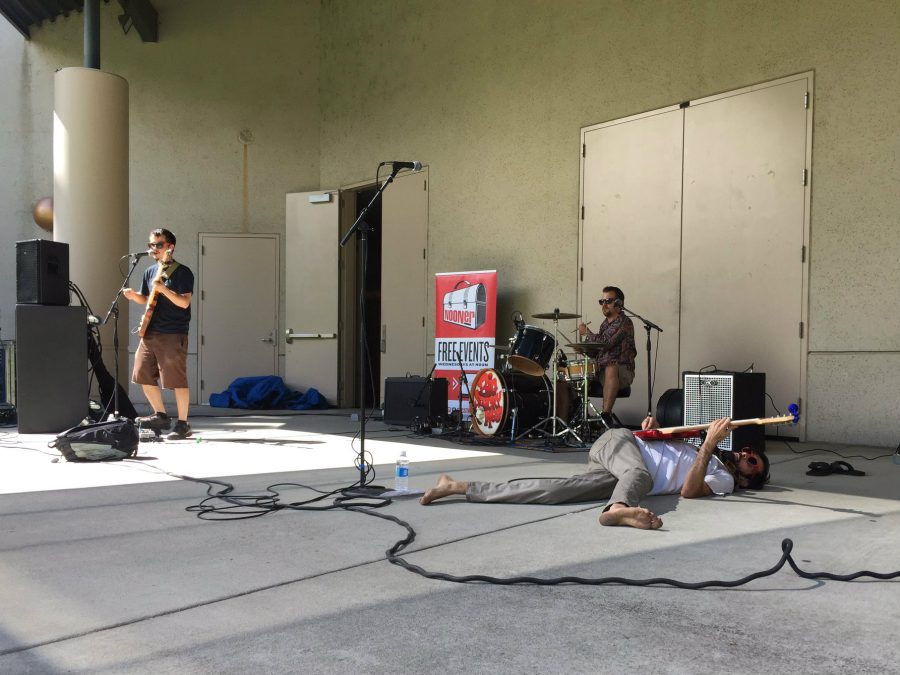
left=0, top=406, right=898, bottom=674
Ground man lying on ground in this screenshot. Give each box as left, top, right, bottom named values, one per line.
left=420, top=416, right=769, bottom=530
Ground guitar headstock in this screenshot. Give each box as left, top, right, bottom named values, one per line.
left=787, top=403, right=800, bottom=424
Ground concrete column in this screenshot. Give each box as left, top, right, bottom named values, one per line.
left=53, top=67, right=129, bottom=385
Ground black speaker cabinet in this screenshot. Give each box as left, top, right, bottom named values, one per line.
left=16, top=239, right=70, bottom=306
left=15, top=305, right=87, bottom=433
left=682, top=371, right=766, bottom=451
left=383, top=376, right=449, bottom=426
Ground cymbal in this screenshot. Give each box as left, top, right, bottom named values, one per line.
left=565, top=342, right=604, bottom=354
left=532, top=310, right=582, bottom=320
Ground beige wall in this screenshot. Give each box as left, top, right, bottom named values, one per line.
left=0, top=0, right=321, bottom=404
left=1, top=0, right=898, bottom=445
left=318, top=0, right=900, bottom=446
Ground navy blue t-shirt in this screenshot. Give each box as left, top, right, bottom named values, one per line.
left=140, top=262, right=194, bottom=334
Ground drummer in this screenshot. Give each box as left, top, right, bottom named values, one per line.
left=577, top=286, right=637, bottom=427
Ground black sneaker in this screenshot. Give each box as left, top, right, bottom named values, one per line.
left=166, top=420, right=192, bottom=440
left=136, top=412, right=172, bottom=431
left=599, top=412, right=619, bottom=429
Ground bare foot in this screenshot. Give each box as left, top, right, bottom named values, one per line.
left=599, top=503, right=663, bottom=529
left=420, top=474, right=467, bottom=505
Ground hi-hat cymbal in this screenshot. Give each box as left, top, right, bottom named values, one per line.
left=566, top=342, right=604, bottom=354
left=532, top=310, right=581, bottom=320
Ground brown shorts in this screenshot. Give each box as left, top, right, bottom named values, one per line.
left=133, top=332, right=189, bottom=389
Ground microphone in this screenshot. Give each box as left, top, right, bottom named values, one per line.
left=129, top=251, right=151, bottom=259
left=384, top=160, right=422, bottom=172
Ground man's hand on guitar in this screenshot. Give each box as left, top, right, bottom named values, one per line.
left=703, top=418, right=732, bottom=448
left=641, top=415, right=659, bottom=431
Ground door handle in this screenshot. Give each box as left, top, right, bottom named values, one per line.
left=285, top=329, right=337, bottom=344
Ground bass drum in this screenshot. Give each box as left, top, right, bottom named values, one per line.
left=469, top=368, right=552, bottom=437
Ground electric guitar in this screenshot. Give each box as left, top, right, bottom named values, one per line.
left=633, top=406, right=800, bottom=441
left=138, top=249, right=173, bottom=337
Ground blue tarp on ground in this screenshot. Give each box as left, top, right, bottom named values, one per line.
left=209, top=376, right=328, bottom=410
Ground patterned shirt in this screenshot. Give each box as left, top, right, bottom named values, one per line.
left=585, top=313, right=637, bottom=370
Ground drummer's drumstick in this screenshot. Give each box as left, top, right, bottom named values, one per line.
left=569, top=321, right=591, bottom=335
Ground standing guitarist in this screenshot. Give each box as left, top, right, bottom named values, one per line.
left=123, top=228, right=194, bottom=439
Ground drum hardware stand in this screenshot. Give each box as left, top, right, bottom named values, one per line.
left=523, top=308, right=583, bottom=446
left=620, top=306, right=663, bottom=418
left=561, top=340, right=609, bottom=443
left=455, top=352, right=471, bottom=440
left=339, top=163, right=404, bottom=498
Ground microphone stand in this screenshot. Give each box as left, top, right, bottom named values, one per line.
left=456, top=352, right=469, bottom=441
left=620, top=306, right=663, bottom=418
left=340, top=166, right=401, bottom=498
left=99, top=254, right=144, bottom=420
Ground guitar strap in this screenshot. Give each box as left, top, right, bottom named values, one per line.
left=160, top=261, right=180, bottom=280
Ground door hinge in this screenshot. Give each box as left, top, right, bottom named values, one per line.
left=201, top=335, right=204, bottom=345
left=422, top=316, right=425, bottom=327
left=380, top=325, right=387, bottom=353
left=582, top=143, right=585, bottom=158
left=796, top=397, right=802, bottom=412
left=423, top=179, right=427, bottom=191
left=802, top=168, right=808, bottom=186
left=423, top=248, right=426, bottom=259
left=200, top=379, right=205, bottom=390
left=581, top=205, right=584, bottom=220
left=803, top=91, right=809, bottom=109
left=801, top=245, right=806, bottom=263
left=580, top=267, right=583, bottom=281
left=799, top=322, right=804, bottom=339
left=201, top=290, right=205, bottom=301
left=201, top=245, right=205, bottom=255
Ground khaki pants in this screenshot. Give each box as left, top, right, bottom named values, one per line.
left=466, top=428, right=652, bottom=507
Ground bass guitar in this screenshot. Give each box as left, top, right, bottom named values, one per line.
left=137, top=248, right=173, bottom=337
left=634, top=405, right=800, bottom=441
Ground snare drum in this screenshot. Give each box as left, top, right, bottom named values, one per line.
left=557, top=359, right=597, bottom=381
left=470, top=368, right=552, bottom=437
left=507, top=325, right=555, bottom=376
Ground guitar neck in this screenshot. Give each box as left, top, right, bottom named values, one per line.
left=650, top=414, right=796, bottom=436
left=138, top=255, right=171, bottom=336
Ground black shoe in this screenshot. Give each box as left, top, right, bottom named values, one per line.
left=166, top=420, right=192, bottom=440
left=136, top=412, right=172, bottom=431
left=599, top=412, right=620, bottom=429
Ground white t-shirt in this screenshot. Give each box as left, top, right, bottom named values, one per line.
left=634, top=436, right=735, bottom=496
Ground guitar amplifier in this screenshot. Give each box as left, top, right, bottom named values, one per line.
left=383, top=376, right=449, bottom=427
left=683, top=372, right=766, bottom=451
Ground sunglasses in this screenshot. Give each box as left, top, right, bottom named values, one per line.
left=598, top=298, right=617, bottom=305
left=147, top=241, right=167, bottom=249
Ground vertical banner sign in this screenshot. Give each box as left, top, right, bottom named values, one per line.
left=435, top=271, right=497, bottom=417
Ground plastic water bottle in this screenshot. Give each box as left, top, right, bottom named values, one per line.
left=395, top=450, right=410, bottom=491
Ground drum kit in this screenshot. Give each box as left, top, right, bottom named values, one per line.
left=469, top=308, right=608, bottom=445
